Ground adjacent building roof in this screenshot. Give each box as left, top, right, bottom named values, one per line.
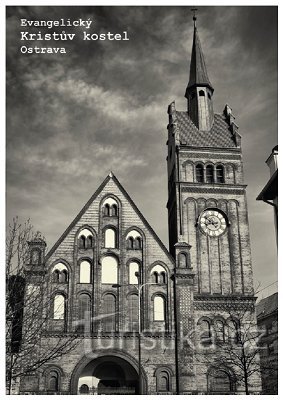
left=176, top=111, right=238, bottom=148
left=256, top=292, right=278, bottom=320
left=256, top=169, right=278, bottom=201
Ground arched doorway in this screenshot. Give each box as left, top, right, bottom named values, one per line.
left=74, top=355, right=141, bottom=395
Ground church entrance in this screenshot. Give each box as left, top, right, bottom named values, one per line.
left=76, top=355, right=139, bottom=395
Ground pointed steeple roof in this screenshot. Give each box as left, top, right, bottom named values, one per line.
left=186, top=25, right=214, bottom=93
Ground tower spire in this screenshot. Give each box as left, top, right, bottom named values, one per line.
left=191, top=7, right=198, bottom=28
left=185, top=14, right=214, bottom=131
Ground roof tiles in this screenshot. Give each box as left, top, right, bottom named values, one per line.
left=176, top=111, right=237, bottom=148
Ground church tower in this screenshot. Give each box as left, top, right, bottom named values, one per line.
left=167, top=15, right=261, bottom=394
left=167, top=16, right=251, bottom=296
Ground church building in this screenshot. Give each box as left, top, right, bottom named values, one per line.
left=19, top=18, right=262, bottom=395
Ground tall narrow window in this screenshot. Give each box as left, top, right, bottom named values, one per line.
left=228, top=320, right=239, bottom=343
left=154, top=296, right=165, bottom=321
left=216, top=165, right=224, bottom=183
left=80, top=260, right=91, bottom=283
left=48, top=371, right=59, bottom=392
left=104, top=204, right=110, bottom=216
left=200, top=320, right=212, bottom=344
left=31, top=249, right=40, bottom=265
left=111, top=204, right=118, bottom=216
left=127, top=237, right=134, bottom=249
left=128, top=294, right=138, bottom=331
left=78, top=293, right=91, bottom=332
left=59, top=270, right=68, bottom=283
left=178, top=253, right=187, bottom=268
left=86, top=235, right=93, bottom=248
left=78, top=236, right=86, bottom=249
left=206, top=165, right=214, bottom=183
left=102, top=294, right=116, bottom=331
left=199, top=90, right=205, bottom=96
left=105, top=228, right=116, bottom=248
left=53, top=294, right=65, bottom=320
left=129, top=262, right=140, bottom=284
left=52, top=270, right=60, bottom=283
left=136, top=237, right=142, bottom=249
left=101, top=256, right=118, bottom=284
left=215, top=320, right=225, bottom=342
left=157, top=371, right=170, bottom=392
left=196, top=164, right=204, bottom=183
left=152, top=271, right=159, bottom=284
left=160, top=272, right=166, bottom=284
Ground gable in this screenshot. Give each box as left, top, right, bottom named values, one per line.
left=46, top=173, right=173, bottom=267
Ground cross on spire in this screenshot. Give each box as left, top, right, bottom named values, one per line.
left=191, top=8, right=198, bottom=28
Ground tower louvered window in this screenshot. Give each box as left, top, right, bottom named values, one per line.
left=196, top=164, right=204, bottom=182
left=206, top=165, right=214, bottom=183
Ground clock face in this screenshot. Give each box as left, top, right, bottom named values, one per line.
left=199, top=210, right=227, bottom=237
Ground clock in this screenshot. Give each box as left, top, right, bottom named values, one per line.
left=199, top=209, right=227, bottom=237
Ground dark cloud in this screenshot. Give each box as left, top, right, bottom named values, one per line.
left=6, top=6, right=277, bottom=296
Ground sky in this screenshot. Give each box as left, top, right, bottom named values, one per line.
left=6, top=6, right=278, bottom=298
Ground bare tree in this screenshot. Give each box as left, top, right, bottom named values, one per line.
left=196, top=298, right=276, bottom=395
left=6, top=217, right=79, bottom=394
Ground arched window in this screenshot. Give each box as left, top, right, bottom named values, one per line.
left=53, top=294, right=65, bottom=320
left=111, top=204, right=118, bottom=216
left=102, top=198, right=118, bottom=217
left=160, top=272, right=166, bottom=284
left=80, top=260, right=91, bottom=283
left=51, top=262, right=68, bottom=283
left=78, top=236, right=86, bottom=249
left=126, top=230, right=142, bottom=250
left=154, top=296, right=165, bottom=321
left=157, top=370, right=170, bottom=392
left=129, top=261, right=140, bottom=284
left=79, top=384, right=89, bottom=394
left=178, top=253, right=187, bottom=268
left=105, top=228, right=116, bottom=248
left=86, top=235, right=93, bottom=248
left=199, top=320, right=212, bottom=344
left=128, top=294, right=138, bottom=331
left=208, top=368, right=234, bottom=393
left=78, top=293, right=91, bottom=333
left=31, top=249, right=40, bottom=265
left=215, top=320, right=225, bottom=342
left=206, top=165, right=214, bottom=183
left=152, top=271, right=159, bottom=284
left=59, top=270, right=68, bottom=283
left=48, top=370, right=59, bottom=392
left=151, top=265, right=167, bottom=284
left=52, top=269, right=60, bottom=283
left=199, top=90, right=205, bottom=97
left=196, top=164, right=204, bottom=183
left=102, top=294, right=116, bottom=332
left=216, top=165, right=225, bottom=183
left=127, top=237, right=134, bottom=249
left=104, top=204, right=110, bottom=216
left=135, top=237, right=142, bottom=250
left=101, top=256, right=118, bottom=284
left=228, top=319, right=239, bottom=344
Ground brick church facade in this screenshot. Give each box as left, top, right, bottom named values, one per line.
left=18, top=19, right=262, bottom=395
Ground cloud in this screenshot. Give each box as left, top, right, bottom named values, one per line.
left=6, top=6, right=278, bottom=291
